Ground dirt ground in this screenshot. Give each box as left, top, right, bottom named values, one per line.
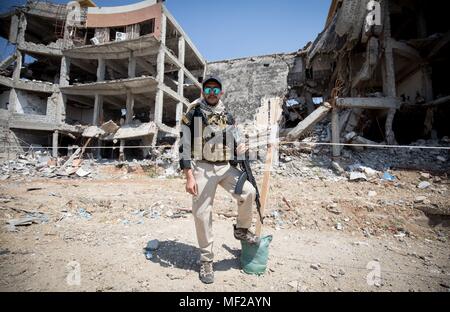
left=0, top=165, right=449, bottom=292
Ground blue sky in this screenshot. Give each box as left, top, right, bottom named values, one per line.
left=0, top=0, right=330, bottom=61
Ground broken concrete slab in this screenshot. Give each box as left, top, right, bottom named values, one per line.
left=114, top=122, right=158, bottom=140
left=82, top=126, right=105, bottom=138
left=287, top=103, right=331, bottom=141
left=349, top=172, right=368, bottom=181
left=100, top=120, right=120, bottom=134
left=75, top=168, right=91, bottom=177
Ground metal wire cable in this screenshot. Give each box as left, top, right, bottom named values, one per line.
left=1, top=141, right=449, bottom=150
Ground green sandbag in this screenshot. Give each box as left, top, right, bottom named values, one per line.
left=240, top=235, right=273, bottom=275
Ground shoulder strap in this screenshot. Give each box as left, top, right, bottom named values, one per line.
left=181, top=103, right=200, bottom=126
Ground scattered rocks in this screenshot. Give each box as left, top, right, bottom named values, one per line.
left=417, top=181, right=431, bottom=189
left=349, top=172, right=368, bottom=182
left=331, top=162, right=345, bottom=175
left=414, top=196, right=428, bottom=204
left=326, top=203, right=341, bottom=215
left=310, top=264, right=320, bottom=270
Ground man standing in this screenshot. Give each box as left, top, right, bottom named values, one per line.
left=179, top=77, right=259, bottom=284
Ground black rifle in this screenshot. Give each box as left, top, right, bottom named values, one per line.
left=233, top=150, right=264, bottom=225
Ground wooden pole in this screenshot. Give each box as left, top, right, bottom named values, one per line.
left=256, top=143, right=273, bottom=237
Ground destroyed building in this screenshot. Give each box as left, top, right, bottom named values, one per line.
left=0, top=0, right=449, bottom=163
left=287, top=0, right=450, bottom=157
left=0, top=0, right=206, bottom=160
left=209, top=0, right=449, bottom=159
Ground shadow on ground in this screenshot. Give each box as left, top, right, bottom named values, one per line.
left=146, top=241, right=241, bottom=272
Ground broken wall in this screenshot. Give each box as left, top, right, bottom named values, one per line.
left=207, top=54, right=295, bottom=123
left=15, top=91, right=47, bottom=115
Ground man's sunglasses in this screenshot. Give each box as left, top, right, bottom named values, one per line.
left=203, top=87, right=221, bottom=95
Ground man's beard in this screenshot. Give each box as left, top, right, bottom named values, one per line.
left=205, top=97, right=219, bottom=106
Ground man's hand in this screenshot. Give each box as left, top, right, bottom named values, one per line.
left=236, top=143, right=248, bottom=156
left=184, top=169, right=198, bottom=196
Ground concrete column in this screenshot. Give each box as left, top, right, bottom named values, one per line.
left=119, top=91, right=135, bottom=161
left=154, top=51, right=165, bottom=124
left=52, top=130, right=59, bottom=158
left=9, top=15, right=19, bottom=44
left=55, top=92, right=66, bottom=125
left=160, top=13, right=167, bottom=45
left=126, top=90, right=134, bottom=124
left=128, top=51, right=136, bottom=78
left=97, top=58, right=105, bottom=82
left=381, top=0, right=397, bottom=145
left=152, top=14, right=167, bottom=146
left=331, top=108, right=340, bottom=157
left=176, top=36, right=185, bottom=125
left=172, top=36, right=186, bottom=158
left=13, top=50, right=22, bottom=81
left=8, top=88, right=18, bottom=113
left=93, top=93, right=103, bottom=160
left=93, top=94, right=103, bottom=125
left=59, top=56, right=71, bottom=87
left=119, top=140, right=125, bottom=161
left=17, top=13, right=26, bottom=45
left=305, top=92, right=315, bottom=115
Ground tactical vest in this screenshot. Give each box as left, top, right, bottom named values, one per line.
left=181, top=102, right=236, bottom=163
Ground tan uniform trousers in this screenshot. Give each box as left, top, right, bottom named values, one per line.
left=192, top=160, right=256, bottom=263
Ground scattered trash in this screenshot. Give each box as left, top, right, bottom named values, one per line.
left=417, top=181, right=431, bottom=189
left=382, top=172, right=396, bottom=181
left=6, top=212, right=49, bottom=231
left=335, top=223, right=343, bottom=231
left=78, top=208, right=92, bottom=220
left=348, top=164, right=379, bottom=177
left=26, top=187, right=43, bottom=192
left=331, top=162, right=345, bottom=175
left=352, top=242, right=370, bottom=247
left=7, top=216, right=40, bottom=227
left=349, top=172, right=368, bottom=181
left=420, top=172, right=431, bottom=180
left=414, top=196, right=428, bottom=204
left=148, top=211, right=160, bottom=219
left=76, top=168, right=91, bottom=177
left=368, top=191, right=377, bottom=197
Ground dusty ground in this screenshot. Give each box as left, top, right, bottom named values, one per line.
left=0, top=165, right=449, bottom=292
